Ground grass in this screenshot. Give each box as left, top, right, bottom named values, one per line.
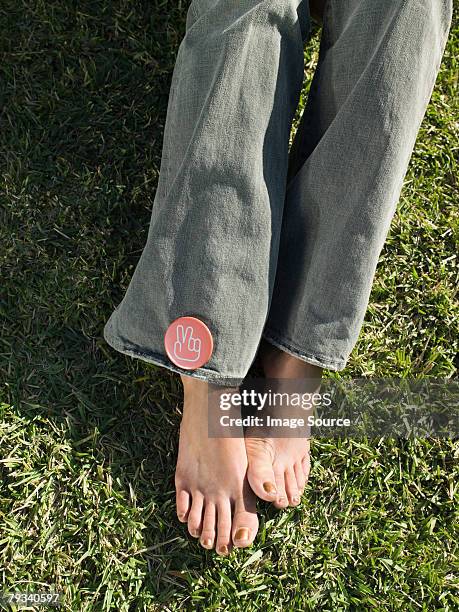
left=1, top=1, right=458, bottom=610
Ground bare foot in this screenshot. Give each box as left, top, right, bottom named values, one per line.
left=245, top=340, right=322, bottom=509
left=175, top=375, right=259, bottom=555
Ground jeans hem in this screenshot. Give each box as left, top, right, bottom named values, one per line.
left=103, top=319, right=245, bottom=387
left=262, top=330, right=347, bottom=371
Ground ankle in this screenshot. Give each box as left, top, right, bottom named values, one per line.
left=260, top=340, right=323, bottom=380
left=180, top=374, right=208, bottom=394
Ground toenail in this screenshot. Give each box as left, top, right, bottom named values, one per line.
left=191, top=529, right=200, bottom=537
left=234, top=528, right=249, bottom=542
left=218, top=544, right=229, bottom=555
left=263, top=482, right=277, bottom=495
left=178, top=513, right=186, bottom=521
left=292, top=496, right=300, bottom=503
left=278, top=496, right=286, bottom=503
left=202, top=538, right=213, bottom=547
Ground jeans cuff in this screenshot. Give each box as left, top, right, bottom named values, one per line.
left=103, top=321, right=245, bottom=387
left=262, top=329, right=347, bottom=371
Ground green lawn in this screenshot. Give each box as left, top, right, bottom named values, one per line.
left=1, top=1, right=458, bottom=610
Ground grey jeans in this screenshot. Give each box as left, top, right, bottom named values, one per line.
left=103, top=0, right=453, bottom=386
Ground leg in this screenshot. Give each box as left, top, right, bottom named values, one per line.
left=103, top=0, right=311, bottom=386
left=264, top=0, right=453, bottom=371
left=104, top=0, right=313, bottom=550
left=247, top=0, right=453, bottom=505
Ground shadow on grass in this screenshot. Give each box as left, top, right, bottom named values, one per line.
left=0, top=0, right=242, bottom=604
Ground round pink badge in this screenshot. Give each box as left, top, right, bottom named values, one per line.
left=164, top=316, right=213, bottom=370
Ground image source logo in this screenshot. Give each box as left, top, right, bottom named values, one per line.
left=207, top=378, right=459, bottom=438
left=164, top=316, right=213, bottom=369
